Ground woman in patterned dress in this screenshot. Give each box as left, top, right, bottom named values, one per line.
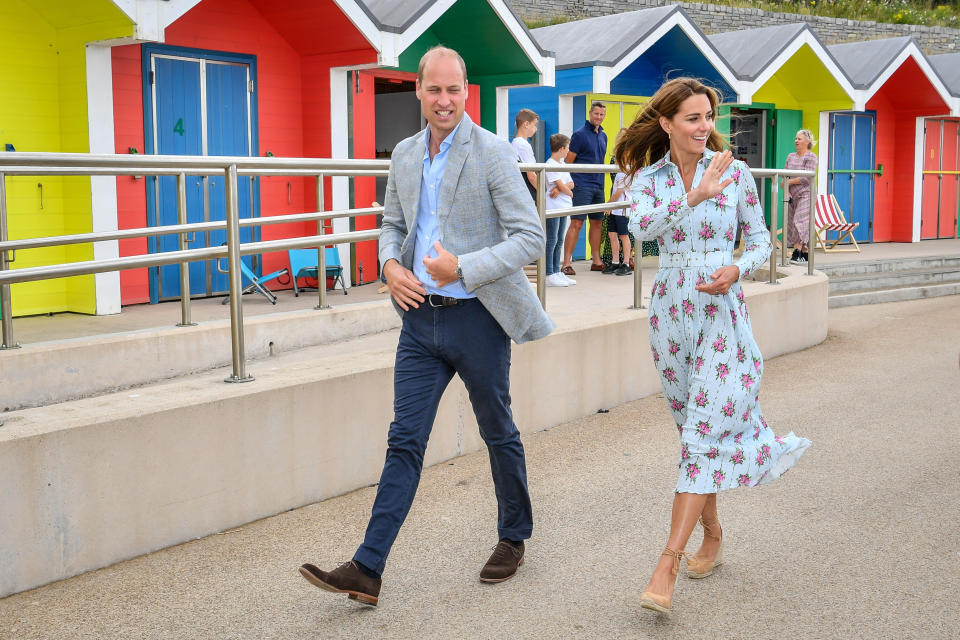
left=784, top=130, right=818, bottom=265
left=616, top=78, right=811, bottom=614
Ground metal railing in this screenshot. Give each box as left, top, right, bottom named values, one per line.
left=0, top=151, right=816, bottom=384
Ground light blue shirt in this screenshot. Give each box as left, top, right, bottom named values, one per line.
left=414, top=121, right=472, bottom=298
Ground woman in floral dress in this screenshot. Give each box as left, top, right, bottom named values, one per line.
left=616, top=78, right=811, bottom=614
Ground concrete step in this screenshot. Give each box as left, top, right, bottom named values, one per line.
left=828, top=281, right=960, bottom=308
left=818, top=254, right=960, bottom=278
left=828, top=265, right=960, bottom=294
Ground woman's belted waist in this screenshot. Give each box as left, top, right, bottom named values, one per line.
left=658, top=250, right=733, bottom=269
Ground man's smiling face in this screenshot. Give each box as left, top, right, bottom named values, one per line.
left=416, top=52, right=468, bottom=142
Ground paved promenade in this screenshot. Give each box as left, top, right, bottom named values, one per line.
left=1, top=295, right=958, bottom=639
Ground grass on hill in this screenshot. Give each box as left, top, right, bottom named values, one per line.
left=525, top=0, right=960, bottom=29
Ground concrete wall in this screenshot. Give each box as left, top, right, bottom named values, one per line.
left=509, top=0, right=960, bottom=55
left=0, top=270, right=828, bottom=597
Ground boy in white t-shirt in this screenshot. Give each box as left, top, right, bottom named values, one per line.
left=545, top=134, right=575, bottom=287
left=511, top=108, right=539, bottom=202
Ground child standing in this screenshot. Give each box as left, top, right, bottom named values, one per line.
left=511, top=108, right=539, bottom=203
left=603, top=169, right=633, bottom=276
left=545, top=134, right=576, bottom=287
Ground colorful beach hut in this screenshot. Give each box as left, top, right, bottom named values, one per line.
left=0, top=1, right=135, bottom=317
left=507, top=6, right=740, bottom=258
left=826, top=37, right=956, bottom=243
left=925, top=52, right=960, bottom=239
left=708, top=23, right=857, bottom=228
left=107, top=0, right=551, bottom=306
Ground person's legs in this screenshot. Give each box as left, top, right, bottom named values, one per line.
left=445, top=302, right=533, bottom=542
left=620, top=234, right=632, bottom=267
left=643, top=492, right=708, bottom=601
left=353, top=308, right=455, bottom=575
left=607, top=230, right=621, bottom=264
left=545, top=217, right=561, bottom=276
left=588, top=218, right=603, bottom=267
left=563, top=217, right=585, bottom=269
left=690, top=492, right=721, bottom=562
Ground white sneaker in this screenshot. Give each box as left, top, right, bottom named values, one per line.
left=561, top=273, right=577, bottom=285
left=546, top=273, right=571, bottom=287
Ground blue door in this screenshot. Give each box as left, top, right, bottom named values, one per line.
left=828, top=112, right=875, bottom=242
left=145, top=47, right=258, bottom=302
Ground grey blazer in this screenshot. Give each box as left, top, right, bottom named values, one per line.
left=379, top=113, right=554, bottom=344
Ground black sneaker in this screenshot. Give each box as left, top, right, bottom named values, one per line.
left=790, top=254, right=807, bottom=265
left=614, top=263, right=633, bottom=276
left=790, top=248, right=800, bottom=262
left=601, top=262, right=620, bottom=274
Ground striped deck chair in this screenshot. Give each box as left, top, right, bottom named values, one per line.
left=814, top=194, right=860, bottom=253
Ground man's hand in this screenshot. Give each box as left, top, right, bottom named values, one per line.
left=696, top=265, right=739, bottom=296
left=383, top=259, right=426, bottom=310
left=422, top=241, right=459, bottom=287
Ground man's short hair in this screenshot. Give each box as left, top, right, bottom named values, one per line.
left=417, top=46, right=467, bottom=85
left=550, top=133, right=570, bottom=152
left=515, top=108, right=539, bottom=131
left=590, top=101, right=606, bottom=112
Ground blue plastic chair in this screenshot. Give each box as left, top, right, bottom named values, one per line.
left=288, top=247, right=347, bottom=296
left=217, top=248, right=289, bottom=305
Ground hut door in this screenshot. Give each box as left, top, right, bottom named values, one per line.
left=146, top=49, right=257, bottom=302
left=920, top=118, right=960, bottom=239
left=828, top=112, right=875, bottom=242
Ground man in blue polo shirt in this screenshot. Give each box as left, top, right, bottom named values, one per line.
left=561, top=101, right=607, bottom=275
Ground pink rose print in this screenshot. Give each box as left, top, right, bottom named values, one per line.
left=670, top=397, right=684, bottom=412
left=730, top=449, right=745, bottom=465
left=696, top=420, right=712, bottom=437
left=761, top=444, right=772, bottom=460
left=724, top=226, right=735, bottom=242
left=720, top=429, right=732, bottom=441
left=755, top=451, right=765, bottom=465
left=741, top=372, right=755, bottom=391
left=686, top=462, right=701, bottom=481
left=706, top=446, right=719, bottom=460
left=737, top=290, right=745, bottom=304
left=774, top=435, right=785, bottom=444
left=704, top=303, right=719, bottom=319
left=694, top=389, right=709, bottom=408
left=651, top=347, right=660, bottom=363
left=721, top=398, right=735, bottom=417
left=745, top=190, right=759, bottom=206
left=682, top=299, right=695, bottom=317
left=753, top=357, right=762, bottom=374
left=654, top=197, right=663, bottom=208
left=672, top=227, right=686, bottom=243
left=658, top=282, right=668, bottom=297
left=669, top=305, right=679, bottom=321
left=657, top=236, right=665, bottom=246
left=742, top=222, right=752, bottom=234
left=641, top=184, right=654, bottom=198
left=731, top=168, right=742, bottom=184
left=712, top=192, right=728, bottom=208
left=754, top=425, right=762, bottom=440
left=760, top=416, right=768, bottom=429
left=668, top=338, right=680, bottom=356
left=737, top=473, right=751, bottom=487
left=734, top=432, right=743, bottom=444
left=663, top=367, right=677, bottom=383
left=681, top=443, right=690, bottom=460
left=742, top=409, right=751, bottom=422
left=677, top=271, right=685, bottom=286
left=730, top=309, right=738, bottom=325
left=697, top=330, right=704, bottom=348
left=712, top=469, right=725, bottom=488
left=637, top=215, right=652, bottom=230
left=737, top=345, right=746, bottom=363
left=667, top=198, right=683, bottom=214
left=650, top=313, right=660, bottom=331
left=666, top=175, right=676, bottom=187
left=715, top=362, right=730, bottom=381
left=712, top=335, right=727, bottom=353
left=696, top=273, right=707, bottom=286
left=694, top=356, right=704, bottom=373
left=699, top=221, right=716, bottom=240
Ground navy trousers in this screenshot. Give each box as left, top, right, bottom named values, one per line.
left=353, top=298, right=533, bottom=575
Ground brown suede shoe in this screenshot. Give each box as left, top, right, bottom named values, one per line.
left=479, top=540, right=525, bottom=583
left=299, top=561, right=381, bottom=606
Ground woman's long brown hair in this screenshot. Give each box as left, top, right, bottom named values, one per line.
left=614, top=77, right=728, bottom=178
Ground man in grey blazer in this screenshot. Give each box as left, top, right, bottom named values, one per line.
left=299, top=46, right=553, bottom=606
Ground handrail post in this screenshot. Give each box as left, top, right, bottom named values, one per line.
left=808, top=173, right=817, bottom=276
left=780, top=176, right=789, bottom=267
left=632, top=245, right=643, bottom=309
left=176, top=172, right=196, bottom=327
left=223, top=164, right=252, bottom=383
left=0, top=171, right=18, bottom=349
left=768, top=175, right=779, bottom=285
left=536, top=168, right=546, bottom=309
left=316, top=173, right=329, bottom=310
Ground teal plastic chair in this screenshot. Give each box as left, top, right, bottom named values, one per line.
left=216, top=250, right=289, bottom=305
left=288, top=248, right=347, bottom=296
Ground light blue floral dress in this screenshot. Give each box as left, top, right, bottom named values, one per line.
left=627, top=149, right=811, bottom=493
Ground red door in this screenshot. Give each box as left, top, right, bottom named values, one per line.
left=351, top=69, right=480, bottom=283
left=921, top=118, right=960, bottom=240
